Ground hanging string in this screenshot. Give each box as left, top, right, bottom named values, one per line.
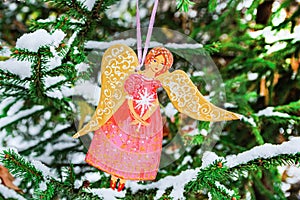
left=136, top=0, right=142, bottom=64
left=136, top=0, right=159, bottom=70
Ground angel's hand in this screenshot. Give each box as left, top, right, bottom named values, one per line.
left=141, top=99, right=159, bottom=121
left=128, top=99, right=150, bottom=126
left=130, top=119, right=149, bottom=126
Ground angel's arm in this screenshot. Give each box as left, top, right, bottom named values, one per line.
left=128, top=99, right=149, bottom=126
left=141, top=99, right=159, bottom=120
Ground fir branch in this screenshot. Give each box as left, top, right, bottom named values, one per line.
left=97, top=0, right=119, bottom=12
left=273, top=4, right=300, bottom=30
left=185, top=161, right=238, bottom=199
left=11, top=48, right=39, bottom=62
left=46, top=63, right=75, bottom=77
left=30, top=52, right=46, bottom=100
left=45, top=79, right=70, bottom=91
left=34, top=182, right=55, bottom=200
left=70, top=0, right=91, bottom=18
left=204, top=42, right=221, bottom=54
left=91, top=0, right=105, bottom=19
left=185, top=139, right=300, bottom=198
left=176, top=0, right=195, bottom=12
left=0, top=150, right=43, bottom=186
left=251, top=171, right=279, bottom=199
left=62, top=164, right=76, bottom=186
left=46, top=0, right=90, bottom=20
left=252, top=124, right=264, bottom=145
left=0, top=149, right=102, bottom=199
left=51, top=163, right=88, bottom=168
left=0, top=82, right=28, bottom=95
left=275, top=100, right=300, bottom=114
left=260, top=115, right=300, bottom=126
left=29, top=20, right=55, bottom=32
left=48, top=179, right=99, bottom=199
left=18, top=126, right=74, bottom=156
left=0, top=69, right=20, bottom=80
left=246, top=0, right=261, bottom=16
left=30, top=19, right=85, bottom=32
left=0, top=74, right=31, bottom=89
left=0, top=106, right=46, bottom=130
left=53, top=16, right=75, bottom=32
left=208, top=0, right=217, bottom=13
left=230, top=153, right=300, bottom=173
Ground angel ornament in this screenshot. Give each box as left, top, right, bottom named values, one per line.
left=73, top=44, right=241, bottom=191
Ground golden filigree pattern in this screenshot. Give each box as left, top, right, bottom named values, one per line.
left=74, top=44, right=138, bottom=137
left=158, top=70, right=241, bottom=122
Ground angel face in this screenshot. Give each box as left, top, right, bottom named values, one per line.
left=145, top=47, right=174, bottom=76
left=149, top=55, right=165, bottom=73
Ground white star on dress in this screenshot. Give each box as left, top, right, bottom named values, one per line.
left=135, top=88, right=155, bottom=116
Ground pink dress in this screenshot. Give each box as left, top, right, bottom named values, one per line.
left=85, top=74, right=163, bottom=180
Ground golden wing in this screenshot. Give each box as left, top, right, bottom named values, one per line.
left=157, top=70, right=241, bottom=122
left=73, top=44, right=138, bottom=138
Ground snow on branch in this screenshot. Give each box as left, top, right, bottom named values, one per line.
left=0, top=106, right=44, bottom=129
left=90, top=188, right=126, bottom=200
left=241, top=105, right=295, bottom=128
left=0, top=148, right=57, bottom=180
left=85, top=39, right=136, bottom=50
left=226, top=137, right=300, bottom=168
left=257, top=107, right=291, bottom=118
left=77, top=0, right=96, bottom=11
left=130, top=168, right=199, bottom=200
left=2, top=138, right=300, bottom=200
left=120, top=137, right=300, bottom=200
left=203, top=137, right=300, bottom=169
left=85, top=38, right=203, bottom=50
left=0, top=58, right=32, bottom=79
left=16, top=29, right=66, bottom=52
left=0, top=29, right=69, bottom=81
left=0, top=184, right=26, bottom=200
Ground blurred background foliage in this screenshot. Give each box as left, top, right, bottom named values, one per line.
left=0, top=0, right=300, bottom=199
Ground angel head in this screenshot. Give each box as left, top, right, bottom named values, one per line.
left=145, top=47, right=173, bottom=76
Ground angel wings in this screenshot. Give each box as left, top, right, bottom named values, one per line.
left=73, top=44, right=240, bottom=138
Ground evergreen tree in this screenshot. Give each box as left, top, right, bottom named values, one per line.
left=0, top=0, right=299, bottom=199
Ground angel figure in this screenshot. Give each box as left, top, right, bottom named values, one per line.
left=73, top=44, right=241, bottom=192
